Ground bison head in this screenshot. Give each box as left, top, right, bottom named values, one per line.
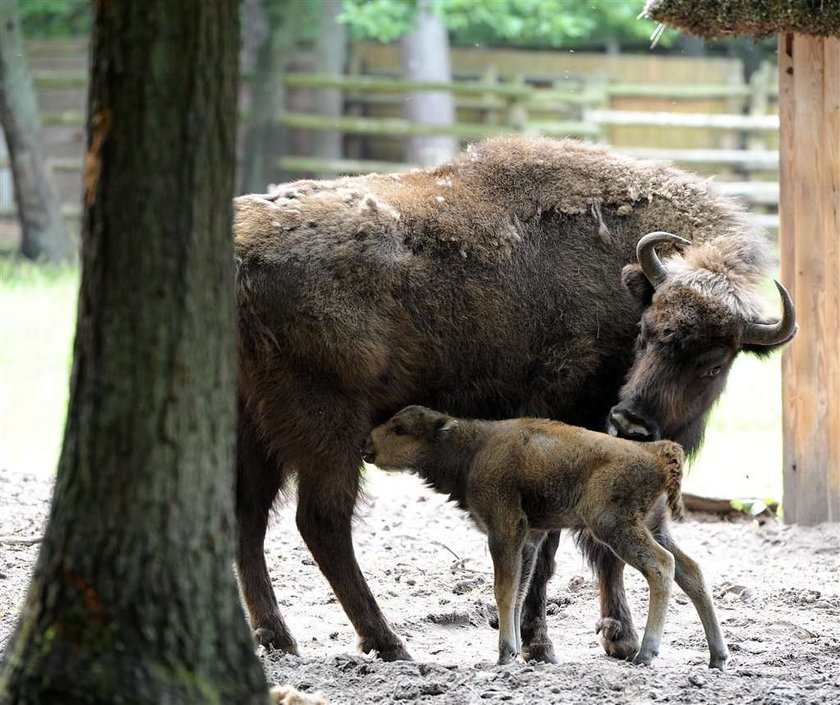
left=608, top=232, right=796, bottom=454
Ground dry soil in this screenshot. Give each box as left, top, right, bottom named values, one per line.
left=1, top=466, right=838, bottom=704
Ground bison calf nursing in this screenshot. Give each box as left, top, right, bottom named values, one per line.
left=366, top=405, right=729, bottom=669
left=234, top=136, right=795, bottom=664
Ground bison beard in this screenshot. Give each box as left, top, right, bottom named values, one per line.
left=233, top=136, right=795, bottom=662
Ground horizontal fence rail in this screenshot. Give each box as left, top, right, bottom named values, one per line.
left=2, top=47, right=781, bottom=237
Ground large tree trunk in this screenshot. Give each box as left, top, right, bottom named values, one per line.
left=0, top=0, right=73, bottom=262
left=400, top=0, right=458, bottom=167
left=241, top=0, right=296, bottom=193
left=313, top=0, right=347, bottom=177
left=0, top=1, right=268, bottom=703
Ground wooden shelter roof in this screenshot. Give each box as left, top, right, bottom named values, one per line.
left=643, top=0, right=840, bottom=39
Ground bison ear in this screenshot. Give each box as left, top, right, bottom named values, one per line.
left=622, top=264, right=655, bottom=308
left=433, top=417, right=459, bottom=441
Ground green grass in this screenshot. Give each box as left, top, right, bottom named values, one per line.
left=686, top=353, right=782, bottom=502
left=0, top=258, right=784, bottom=501
left=0, top=258, right=79, bottom=478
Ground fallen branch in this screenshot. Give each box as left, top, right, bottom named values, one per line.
left=682, top=493, right=779, bottom=518
left=0, top=535, right=43, bottom=546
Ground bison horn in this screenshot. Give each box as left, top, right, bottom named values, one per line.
left=742, top=280, right=798, bottom=347
left=636, top=232, right=691, bottom=289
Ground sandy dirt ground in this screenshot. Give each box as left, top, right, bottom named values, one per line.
left=1, top=465, right=838, bottom=704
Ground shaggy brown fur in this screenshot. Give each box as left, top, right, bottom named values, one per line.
left=365, top=405, right=728, bottom=669
left=233, top=136, right=792, bottom=664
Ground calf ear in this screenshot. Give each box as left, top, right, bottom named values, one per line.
left=622, top=264, right=655, bottom=308
left=434, top=417, right=459, bottom=441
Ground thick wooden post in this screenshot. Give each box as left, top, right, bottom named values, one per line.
left=779, top=34, right=840, bottom=525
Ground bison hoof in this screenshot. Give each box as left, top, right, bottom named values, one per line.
left=253, top=626, right=299, bottom=655
left=632, top=648, right=657, bottom=667
left=359, top=636, right=412, bottom=662
left=523, top=641, right=559, bottom=664
left=709, top=653, right=729, bottom=671
left=596, top=617, right=639, bottom=660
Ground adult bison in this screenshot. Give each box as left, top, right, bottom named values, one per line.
left=233, top=136, right=795, bottom=663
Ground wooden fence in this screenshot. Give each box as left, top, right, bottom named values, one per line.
left=0, top=40, right=780, bottom=235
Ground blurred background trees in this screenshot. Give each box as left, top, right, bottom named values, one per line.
left=0, top=0, right=73, bottom=261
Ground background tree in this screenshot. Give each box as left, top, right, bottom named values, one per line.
left=0, top=0, right=73, bottom=262
left=241, top=0, right=298, bottom=193
left=399, top=0, right=457, bottom=166
left=313, top=0, right=348, bottom=176
left=0, top=0, right=268, bottom=702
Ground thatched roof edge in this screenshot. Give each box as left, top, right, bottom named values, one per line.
left=643, top=0, right=840, bottom=39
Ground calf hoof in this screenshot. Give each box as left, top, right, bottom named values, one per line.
left=523, top=640, right=559, bottom=664
left=497, top=647, right=518, bottom=666
left=709, top=653, right=729, bottom=672
left=631, top=648, right=658, bottom=667
left=596, top=617, right=640, bottom=661
left=253, top=626, right=299, bottom=655
left=359, top=636, right=412, bottom=662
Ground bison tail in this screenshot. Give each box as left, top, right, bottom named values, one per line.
left=653, top=440, right=685, bottom=521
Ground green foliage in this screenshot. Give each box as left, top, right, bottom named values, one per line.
left=340, top=0, right=416, bottom=43
left=339, top=0, right=673, bottom=48
left=18, top=0, right=90, bottom=38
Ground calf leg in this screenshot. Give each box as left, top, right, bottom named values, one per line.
left=577, top=530, right=640, bottom=659
left=597, top=523, right=675, bottom=666
left=519, top=530, right=559, bottom=664
left=656, top=531, right=729, bottom=670
left=515, top=532, right=545, bottom=639
left=295, top=454, right=410, bottom=662
left=235, top=404, right=297, bottom=653
left=487, top=515, right=528, bottom=665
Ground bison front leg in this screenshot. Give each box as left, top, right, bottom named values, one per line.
left=578, top=530, right=641, bottom=660
left=519, top=530, right=559, bottom=664
left=295, top=456, right=411, bottom=662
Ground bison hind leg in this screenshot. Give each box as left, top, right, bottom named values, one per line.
left=235, top=400, right=298, bottom=654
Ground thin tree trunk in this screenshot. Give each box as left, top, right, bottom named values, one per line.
left=0, top=0, right=73, bottom=262
left=0, top=1, right=268, bottom=703
left=241, top=0, right=269, bottom=76
left=400, top=0, right=458, bottom=167
left=241, top=0, right=296, bottom=193
left=313, top=0, right=347, bottom=177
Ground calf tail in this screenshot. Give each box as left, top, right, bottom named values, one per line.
left=653, top=440, right=685, bottom=521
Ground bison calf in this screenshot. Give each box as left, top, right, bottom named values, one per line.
left=364, top=405, right=729, bottom=669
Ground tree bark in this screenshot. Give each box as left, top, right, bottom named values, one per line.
left=0, top=0, right=74, bottom=262
left=0, top=1, right=268, bottom=703
left=241, top=0, right=296, bottom=193
left=312, top=0, right=347, bottom=177
left=400, top=0, right=458, bottom=167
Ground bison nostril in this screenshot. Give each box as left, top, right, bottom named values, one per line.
left=608, top=408, right=658, bottom=441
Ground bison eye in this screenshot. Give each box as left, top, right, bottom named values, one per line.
left=703, top=366, right=723, bottom=378
left=392, top=425, right=407, bottom=436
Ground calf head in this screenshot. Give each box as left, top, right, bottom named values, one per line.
left=364, top=405, right=458, bottom=470
left=608, top=232, right=797, bottom=454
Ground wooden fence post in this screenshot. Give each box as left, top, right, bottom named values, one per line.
left=481, top=64, right=499, bottom=126
left=779, top=33, right=840, bottom=525
left=508, top=74, right=528, bottom=131
left=748, top=61, right=774, bottom=155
